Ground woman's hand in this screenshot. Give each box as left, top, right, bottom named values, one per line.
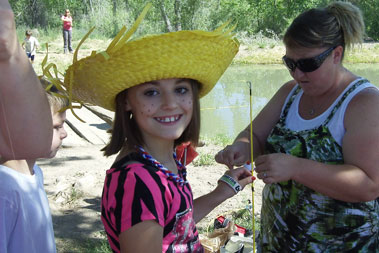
left=254, top=153, right=298, bottom=184
left=215, top=141, right=251, bottom=169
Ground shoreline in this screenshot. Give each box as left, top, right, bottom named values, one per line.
left=32, top=40, right=379, bottom=77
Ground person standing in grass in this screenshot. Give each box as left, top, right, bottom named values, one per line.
left=61, top=9, right=73, bottom=54
left=22, top=30, right=39, bottom=64
left=216, top=1, right=379, bottom=252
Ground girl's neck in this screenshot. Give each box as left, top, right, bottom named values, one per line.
left=141, top=141, right=178, bottom=174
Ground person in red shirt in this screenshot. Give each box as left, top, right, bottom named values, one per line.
left=61, top=9, right=73, bottom=54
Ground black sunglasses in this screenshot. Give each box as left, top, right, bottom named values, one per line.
left=282, top=46, right=337, bottom=73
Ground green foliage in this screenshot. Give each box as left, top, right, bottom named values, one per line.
left=85, top=233, right=113, bottom=253
left=192, top=153, right=215, bottom=167
left=231, top=207, right=260, bottom=232
left=9, top=0, right=379, bottom=43
left=200, top=133, right=233, bottom=147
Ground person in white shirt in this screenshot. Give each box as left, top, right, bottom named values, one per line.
left=0, top=81, right=68, bottom=253
left=22, top=30, right=39, bottom=64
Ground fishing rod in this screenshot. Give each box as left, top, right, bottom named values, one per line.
left=247, top=80, right=256, bottom=252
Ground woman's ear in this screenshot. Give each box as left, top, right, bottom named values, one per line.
left=333, top=45, right=344, bottom=64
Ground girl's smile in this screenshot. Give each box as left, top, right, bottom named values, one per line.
left=155, top=114, right=182, bottom=124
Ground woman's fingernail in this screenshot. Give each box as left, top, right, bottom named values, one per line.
left=251, top=176, right=256, bottom=181
left=246, top=161, right=251, bottom=165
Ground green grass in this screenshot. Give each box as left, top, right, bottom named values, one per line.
left=192, top=153, right=215, bottom=166
left=56, top=234, right=112, bottom=253
left=200, top=133, right=233, bottom=147
left=85, top=238, right=113, bottom=253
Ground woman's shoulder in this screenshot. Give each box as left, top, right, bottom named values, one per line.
left=344, top=82, right=379, bottom=124
left=347, top=80, right=379, bottom=106
left=268, top=79, right=297, bottom=107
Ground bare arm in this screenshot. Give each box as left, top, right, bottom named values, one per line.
left=215, top=80, right=296, bottom=168
left=119, top=220, right=163, bottom=253
left=254, top=87, right=379, bottom=202
left=293, top=88, right=379, bottom=201
left=0, top=0, right=52, bottom=159
left=193, top=167, right=253, bottom=223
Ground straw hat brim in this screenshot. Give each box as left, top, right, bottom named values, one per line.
left=64, top=30, right=239, bottom=111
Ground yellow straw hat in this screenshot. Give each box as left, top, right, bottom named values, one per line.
left=61, top=4, right=239, bottom=112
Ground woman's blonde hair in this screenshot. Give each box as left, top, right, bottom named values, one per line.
left=283, top=1, right=365, bottom=58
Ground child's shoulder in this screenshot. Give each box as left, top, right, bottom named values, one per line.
left=0, top=164, right=26, bottom=196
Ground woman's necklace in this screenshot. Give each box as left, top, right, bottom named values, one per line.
left=136, top=146, right=188, bottom=185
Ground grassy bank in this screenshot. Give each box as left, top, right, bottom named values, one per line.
left=28, top=32, right=379, bottom=77
left=234, top=42, right=379, bottom=65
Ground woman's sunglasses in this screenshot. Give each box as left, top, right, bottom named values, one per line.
left=282, top=46, right=337, bottom=73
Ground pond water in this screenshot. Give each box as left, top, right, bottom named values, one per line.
left=200, top=63, right=379, bottom=139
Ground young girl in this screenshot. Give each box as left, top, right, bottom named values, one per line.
left=58, top=6, right=253, bottom=252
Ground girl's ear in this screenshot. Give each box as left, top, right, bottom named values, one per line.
left=124, top=97, right=132, bottom=112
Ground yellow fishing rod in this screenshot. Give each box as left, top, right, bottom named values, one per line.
left=247, top=80, right=256, bottom=252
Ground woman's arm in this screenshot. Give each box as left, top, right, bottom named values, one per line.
left=254, top=87, right=379, bottom=202
left=298, top=87, right=379, bottom=201
left=0, top=0, right=52, bottom=159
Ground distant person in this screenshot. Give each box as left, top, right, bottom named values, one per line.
left=22, top=30, right=39, bottom=64
left=0, top=80, right=68, bottom=252
left=216, top=1, right=379, bottom=252
left=0, top=0, right=53, bottom=159
left=61, top=9, right=73, bottom=54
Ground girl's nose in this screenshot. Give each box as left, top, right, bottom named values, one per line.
left=162, top=92, right=177, bottom=109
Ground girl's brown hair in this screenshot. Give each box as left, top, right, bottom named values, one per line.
left=283, top=1, right=365, bottom=59
left=102, top=79, right=201, bottom=157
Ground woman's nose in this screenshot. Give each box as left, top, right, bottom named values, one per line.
left=291, top=67, right=306, bottom=79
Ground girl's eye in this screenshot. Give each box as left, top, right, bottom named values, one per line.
left=144, top=90, right=158, bottom=96
left=176, top=87, right=189, bottom=94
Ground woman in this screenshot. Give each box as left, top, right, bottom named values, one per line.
left=61, top=9, right=73, bottom=54
left=216, top=1, right=379, bottom=252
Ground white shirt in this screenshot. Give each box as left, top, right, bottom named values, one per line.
left=284, top=78, right=377, bottom=146
left=23, top=36, right=39, bottom=55
left=0, top=164, right=56, bottom=253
